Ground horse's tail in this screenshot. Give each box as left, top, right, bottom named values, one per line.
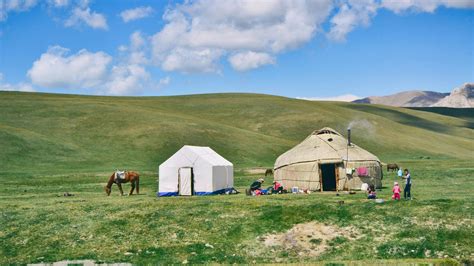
left=136, top=174, right=140, bottom=194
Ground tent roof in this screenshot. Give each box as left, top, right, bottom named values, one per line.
left=275, top=127, right=380, bottom=169
left=161, top=145, right=232, bottom=167
left=184, top=145, right=232, bottom=166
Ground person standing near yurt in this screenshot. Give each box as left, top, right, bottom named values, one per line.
left=402, top=169, right=412, bottom=200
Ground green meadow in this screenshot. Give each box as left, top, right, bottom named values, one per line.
left=0, top=92, right=473, bottom=265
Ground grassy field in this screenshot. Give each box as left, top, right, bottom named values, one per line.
left=0, top=92, right=473, bottom=264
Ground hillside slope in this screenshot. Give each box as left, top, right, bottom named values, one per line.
left=0, top=92, right=473, bottom=176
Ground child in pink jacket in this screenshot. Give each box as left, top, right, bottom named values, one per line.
left=392, top=182, right=401, bottom=200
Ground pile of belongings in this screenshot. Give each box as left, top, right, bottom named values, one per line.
left=246, top=179, right=288, bottom=196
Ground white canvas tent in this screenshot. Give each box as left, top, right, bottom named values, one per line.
left=158, top=145, right=234, bottom=196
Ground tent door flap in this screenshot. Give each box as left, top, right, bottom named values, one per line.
left=178, top=167, right=193, bottom=196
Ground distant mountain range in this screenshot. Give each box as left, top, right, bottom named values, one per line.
left=353, top=83, right=474, bottom=108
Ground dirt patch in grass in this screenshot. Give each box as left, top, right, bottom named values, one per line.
left=259, top=221, right=359, bottom=257
left=28, top=259, right=131, bottom=266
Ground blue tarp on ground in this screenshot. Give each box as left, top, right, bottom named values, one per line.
left=157, top=188, right=233, bottom=197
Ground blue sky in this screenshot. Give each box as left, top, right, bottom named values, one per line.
left=0, top=0, right=473, bottom=99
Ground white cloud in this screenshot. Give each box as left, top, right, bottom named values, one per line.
left=228, top=51, right=275, bottom=71
left=0, top=0, right=97, bottom=22
left=96, top=31, right=161, bottom=95
left=130, top=31, right=145, bottom=50
left=328, top=0, right=474, bottom=41
left=6, top=0, right=474, bottom=95
left=328, top=0, right=379, bottom=42
left=0, top=73, right=35, bottom=92
left=381, top=0, right=474, bottom=13
left=118, top=45, right=127, bottom=52
left=26, top=30, right=159, bottom=96
left=65, top=7, right=108, bottom=30
left=120, top=6, right=154, bottom=22
left=27, top=45, right=112, bottom=89
left=161, top=48, right=224, bottom=73
left=102, top=31, right=154, bottom=95
left=0, top=0, right=38, bottom=21
left=128, top=31, right=148, bottom=65
left=151, top=0, right=333, bottom=73
left=159, top=76, right=170, bottom=86
left=297, top=94, right=361, bottom=102
left=0, top=81, right=35, bottom=92
left=103, top=64, right=149, bottom=95
left=152, top=0, right=473, bottom=71
left=49, top=0, right=69, bottom=8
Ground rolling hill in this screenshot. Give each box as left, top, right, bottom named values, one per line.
left=0, top=91, right=473, bottom=176
left=1, top=91, right=473, bottom=265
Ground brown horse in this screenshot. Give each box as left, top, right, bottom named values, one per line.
left=387, top=163, right=399, bottom=172
left=104, top=171, right=140, bottom=196
left=265, top=168, right=273, bottom=177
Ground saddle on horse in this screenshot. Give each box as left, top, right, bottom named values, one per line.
left=114, top=170, right=126, bottom=183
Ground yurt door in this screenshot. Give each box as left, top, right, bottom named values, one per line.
left=178, top=167, right=193, bottom=196
left=321, top=164, right=337, bottom=191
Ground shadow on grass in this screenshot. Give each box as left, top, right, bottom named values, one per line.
left=409, top=107, right=474, bottom=129
left=350, top=105, right=455, bottom=133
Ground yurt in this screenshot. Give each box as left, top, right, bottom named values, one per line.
left=158, top=145, right=234, bottom=196
left=274, top=127, right=382, bottom=191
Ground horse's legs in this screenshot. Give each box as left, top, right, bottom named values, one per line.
left=129, top=180, right=136, bottom=196
left=117, top=183, right=124, bottom=196
left=136, top=178, right=139, bottom=194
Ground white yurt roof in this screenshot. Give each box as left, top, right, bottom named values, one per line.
left=275, top=127, right=380, bottom=169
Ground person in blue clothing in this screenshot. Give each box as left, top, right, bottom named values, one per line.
left=397, top=168, right=403, bottom=179
left=402, top=169, right=412, bottom=200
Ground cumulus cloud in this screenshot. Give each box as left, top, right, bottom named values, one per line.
left=26, top=44, right=152, bottom=95
left=381, top=0, right=474, bottom=13
left=27, top=45, right=112, bottom=89
left=151, top=0, right=333, bottom=73
left=228, top=51, right=275, bottom=71
left=152, top=0, right=474, bottom=71
left=48, top=0, right=69, bottom=8
left=120, top=6, right=154, bottom=22
left=65, top=7, right=108, bottom=30
left=297, top=94, right=361, bottom=102
left=159, top=76, right=170, bottom=86
left=328, top=0, right=379, bottom=42
left=0, top=73, right=35, bottom=92
left=103, top=64, right=149, bottom=95
left=102, top=31, right=154, bottom=95
left=0, top=0, right=98, bottom=22
left=0, top=0, right=38, bottom=21
left=161, top=48, right=224, bottom=73
left=328, top=0, right=474, bottom=41
left=26, top=30, right=164, bottom=96
left=7, top=0, right=474, bottom=95
left=128, top=31, right=148, bottom=65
